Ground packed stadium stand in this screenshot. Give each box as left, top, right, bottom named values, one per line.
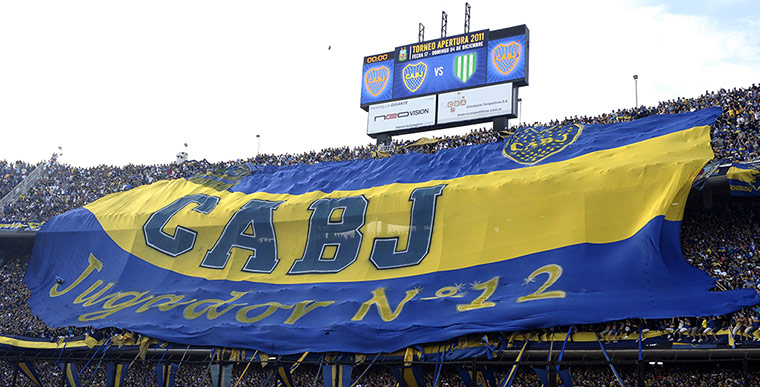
left=0, top=83, right=759, bottom=385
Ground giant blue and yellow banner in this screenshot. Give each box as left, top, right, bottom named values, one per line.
left=25, top=108, right=759, bottom=354
left=727, top=162, right=760, bottom=196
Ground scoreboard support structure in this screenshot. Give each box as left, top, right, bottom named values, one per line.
left=441, top=11, right=447, bottom=39
left=464, top=3, right=471, bottom=34
left=493, top=116, right=508, bottom=133
left=375, top=134, right=391, bottom=147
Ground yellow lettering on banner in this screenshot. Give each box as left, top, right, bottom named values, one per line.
left=351, top=287, right=420, bottom=322
left=516, top=264, right=566, bottom=303
left=73, top=280, right=116, bottom=307
left=78, top=291, right=154, bottom=321
left=284, top=300, right=335, bottom=325
left=421, top=285, right=464, bottom=300
left=456, top=277, right=499, bottom=311
left=730, top=185, right=753, bottom=192
left=183, top=291, right=249, bottom=320
left=135, top=294, right=197, bottom=313
left=236, top=302, right=292, bottom=323
left=50, top=254, right=102, bottom=297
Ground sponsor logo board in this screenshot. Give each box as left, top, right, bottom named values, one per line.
left=368, top=95, right=437, bottom=135
left=437, top=83, right=513, bottom=124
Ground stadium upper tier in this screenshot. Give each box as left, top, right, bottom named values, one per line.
left=1, top=83, right=757, bottom=224
left=0, top=86, right=758, bottom=386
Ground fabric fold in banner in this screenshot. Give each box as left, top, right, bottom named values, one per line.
left=25, top=107, right=760, bottom=354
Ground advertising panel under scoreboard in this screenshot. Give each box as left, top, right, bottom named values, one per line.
left=367, top=95, right=437, bottom=135
left=437, top=83, right=514, bottom=124
left=361, top=25, right=528, bottom=109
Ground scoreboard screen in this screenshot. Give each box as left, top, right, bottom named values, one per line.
left=361, top=25, right=528, bottom=108
left=361, top=54, right=395, bottom=105
left=392, top=29, right=489, bottom=100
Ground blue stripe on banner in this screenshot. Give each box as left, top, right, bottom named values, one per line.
left=25, top=211, right=759, bottom=354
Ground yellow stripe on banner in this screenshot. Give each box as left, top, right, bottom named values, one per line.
left=0, top=335, right=93, bottom=350
left=18, top=363, right=41, bottom=386
left=728, top=166, right=760, bottom=185
left=87, top=125, right=712, bottom=284
left=66, top=364, right=77, bottom=386
left=403, top=367, right=418, bottom=387
left=276, top=367, right=288, bottom=387
left=504, top=336, right=530, bottom=384
left=115, top=364, right=123, bottom=387
left=290, top=352, right=309, bottom=373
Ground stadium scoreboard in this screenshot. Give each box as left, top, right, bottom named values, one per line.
left=361, top=25, right=529, bottom=137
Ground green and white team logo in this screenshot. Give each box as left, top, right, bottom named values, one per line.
left=455, top=53, right=476, bottom=83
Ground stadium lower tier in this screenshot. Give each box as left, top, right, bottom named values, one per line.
left=3, top=349, right=760, bottom=386
left=4, top=329, right=760, bottom=385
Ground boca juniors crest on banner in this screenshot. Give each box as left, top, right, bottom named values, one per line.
left=25, top=108, right=759, bottom=354
left=504, top=124, right=583, bottom=164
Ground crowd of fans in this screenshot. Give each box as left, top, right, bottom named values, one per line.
left=1, top=83, right=757, bottom=223
left=0, top=84, right=758, bottom=384
left=2, top=360, right=760, bottom=386
left=682, top=198, right=760, bottom=293
left=0, top=161, right=36, bottom=202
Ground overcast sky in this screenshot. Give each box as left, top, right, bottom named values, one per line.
left=1, top=0, right=758, bottom=167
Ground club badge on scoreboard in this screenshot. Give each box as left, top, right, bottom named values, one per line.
left=454, top=53, right=477, bottom=83
left=491, top=41, right=521, bottom=75
left=398, top=47, right=408, bottom=62
left=364, top=66, right=391, bottom=97
left=402, top=62, right=428, bottom=93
